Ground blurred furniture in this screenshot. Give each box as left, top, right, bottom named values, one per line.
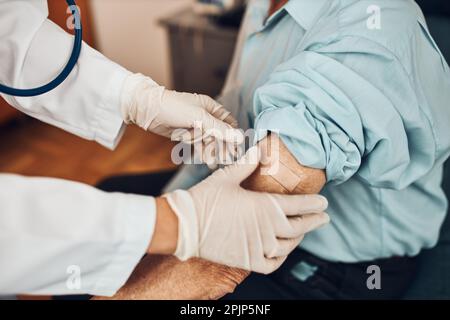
left=405, top=0, right=450, bottom=299
left=160, top=8, right=240, bottom=97
left=0, top=0, right=96, bottom=126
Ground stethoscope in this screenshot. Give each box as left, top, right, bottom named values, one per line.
left=0, top=0, right=82, bottom=97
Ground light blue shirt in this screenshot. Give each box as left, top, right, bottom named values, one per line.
left=167, top=0, right=450, bottom=262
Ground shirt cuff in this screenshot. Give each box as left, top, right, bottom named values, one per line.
left=91, top=194, right=156, bottom=297
left=93, top=67, right=132, bottom=150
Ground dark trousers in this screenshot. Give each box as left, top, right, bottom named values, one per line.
left=224, top=249, right=417, bottom=300
left=95, top=171, right=419, bottom=300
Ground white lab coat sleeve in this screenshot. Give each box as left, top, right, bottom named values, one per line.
left=0, top=0, right=131, bottom=149
left=0, top=174, right=156, bottom=297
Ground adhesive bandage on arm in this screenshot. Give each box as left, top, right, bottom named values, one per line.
left=261, top=160, right=303, bottom=193
left=242, top=133, right=326, bottom=195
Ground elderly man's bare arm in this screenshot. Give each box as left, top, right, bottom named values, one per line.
left=93, top=256, right=248, bottom=300
left=94, top=133, right=326, bottom=300
left=243, top=133, right=326, bottom=194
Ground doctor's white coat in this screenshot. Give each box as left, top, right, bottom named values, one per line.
left=0, top=0, right=155, bottom=296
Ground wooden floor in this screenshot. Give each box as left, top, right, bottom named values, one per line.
left=0, top=117, right=178, bottom=186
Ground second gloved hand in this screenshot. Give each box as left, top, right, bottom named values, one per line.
left=163, top=147, right=330, bottom=274
left=120, top=73, right=241, bottom=143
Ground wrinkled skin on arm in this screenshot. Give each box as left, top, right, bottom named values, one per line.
left=93, top=256, right=249, bottom=300
left=95, top=133, right=326, bottom=300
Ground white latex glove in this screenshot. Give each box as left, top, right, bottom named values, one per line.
left=163, top=147, right=330, bottom=274
left=121, top=73, right=241, bottom=143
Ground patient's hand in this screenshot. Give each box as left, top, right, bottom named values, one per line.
left=96, top=133, right=326, bottom=300
left=93, top=256, right=248, bottom=300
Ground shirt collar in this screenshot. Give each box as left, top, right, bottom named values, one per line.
left=284, top=0, right=328, bottom=30
left=250, top=0, right=327, bottom=33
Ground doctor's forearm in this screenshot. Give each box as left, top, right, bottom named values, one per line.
left=0, top=174, right=156, bottom=297
left=147, top=198, right=178, bottom=255
left=0, top=0, right=130, bottom=149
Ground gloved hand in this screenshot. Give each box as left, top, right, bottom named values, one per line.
left=121, top=73, right=241, bottom=143
left=163, top=147, right=330, bottom=274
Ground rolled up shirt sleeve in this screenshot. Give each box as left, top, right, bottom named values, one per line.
left=253, top=37, right=436, bottom=188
